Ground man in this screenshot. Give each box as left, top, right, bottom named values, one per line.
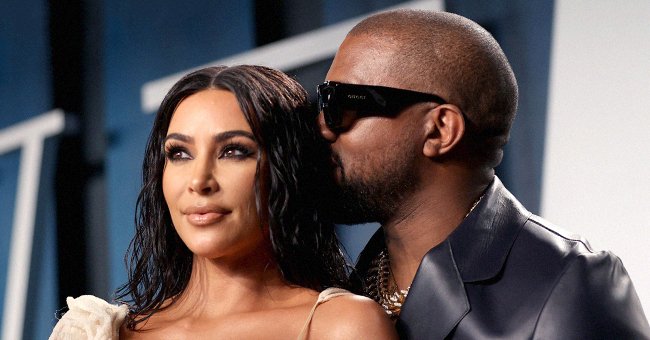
left=317, top=9, right=650, bottom=339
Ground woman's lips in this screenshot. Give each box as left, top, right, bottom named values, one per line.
left=183, top=206, right=230, bottom=226
left=186, top=212, right=226, bottom=226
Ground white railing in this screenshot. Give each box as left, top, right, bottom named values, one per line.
left=0, top=110, right=65, bottom=340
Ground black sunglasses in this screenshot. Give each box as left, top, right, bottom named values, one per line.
left=317, top=81, right=447, bottom=131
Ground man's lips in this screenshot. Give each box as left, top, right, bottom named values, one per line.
left=330, top=154, right=344, bottom=183
left=330, top=152, right=343, bottom=168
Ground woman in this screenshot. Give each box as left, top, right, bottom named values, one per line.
left=50, top=65, right=396, bottom=339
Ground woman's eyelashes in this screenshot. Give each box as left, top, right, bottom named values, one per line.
left=165, top=144, right=191, bottom=162
left=220, top=143, right=255, bottom=160
left=164, top=142, right=256, bottom=162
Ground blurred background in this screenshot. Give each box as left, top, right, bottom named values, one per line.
left=1, top=0, right=648, bottom=338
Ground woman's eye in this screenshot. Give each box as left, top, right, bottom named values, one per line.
left=165, top=146, right=191, bottom=161
left=221, top=144, right=253, bottom=159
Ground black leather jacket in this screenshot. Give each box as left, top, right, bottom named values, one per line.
left=354, top=177, right=650, bottom=339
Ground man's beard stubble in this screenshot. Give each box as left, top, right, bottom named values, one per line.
left=331, top=150, right=420, bottom=225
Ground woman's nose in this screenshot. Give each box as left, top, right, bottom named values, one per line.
left=317, top=112, right=338, bottom=142
left=189, top=159, right=218, bottom=194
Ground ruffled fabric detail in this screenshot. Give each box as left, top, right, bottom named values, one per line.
left=49, top=295, right=128, bottom=340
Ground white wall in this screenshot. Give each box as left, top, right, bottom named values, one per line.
left=542, top=0, right=650, bottom=314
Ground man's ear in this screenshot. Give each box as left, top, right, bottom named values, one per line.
left=422, top=104, right=465, bottom=158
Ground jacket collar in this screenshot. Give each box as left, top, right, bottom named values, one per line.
left=396, top=177, right=530, bottom=339
left=360, top=177, right=531, bottom=339
left=357, top=177, right=529, bottom=282
left=447, top=176, right=530, bottom=282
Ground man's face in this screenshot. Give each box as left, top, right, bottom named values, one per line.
left=319, top=35, right=422, bottom=224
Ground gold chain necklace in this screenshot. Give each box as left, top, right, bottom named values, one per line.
left=465, top=192, right=484, bottom=218
left=376, top=249, right=408, bottom=319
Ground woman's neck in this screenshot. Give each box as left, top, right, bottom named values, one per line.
left=167, top=248, right=287, bottom=319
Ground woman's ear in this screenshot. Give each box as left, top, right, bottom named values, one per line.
left=422, top=104, right=465, bottom=158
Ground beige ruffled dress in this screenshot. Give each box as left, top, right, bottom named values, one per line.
left=49, top=287, right=351, bottom=340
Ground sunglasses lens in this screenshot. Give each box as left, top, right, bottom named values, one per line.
left=318, top=84, right=341, bottom=130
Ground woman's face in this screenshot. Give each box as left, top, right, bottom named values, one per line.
left=162, top=89, right=266, bottom=261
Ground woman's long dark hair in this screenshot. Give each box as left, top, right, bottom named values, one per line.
left=115, top=65, right=349, bottom=329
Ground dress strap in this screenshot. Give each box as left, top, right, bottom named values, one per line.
left=296, top=287, right=352, bottom=340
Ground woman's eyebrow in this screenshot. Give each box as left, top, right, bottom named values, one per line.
left=164, top=130, right=255, bottom=144
left=214, top=130, right=255, bottom=143
left=164, top=133, right=192, bottom=143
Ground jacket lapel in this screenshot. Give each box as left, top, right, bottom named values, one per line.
left=353, top=177, right=529, bottom=338
left=396, top=177, right=529, bottom=338
left=449, top=177, right=529, bottom=282
left=397, top=240, right=469, bottom=339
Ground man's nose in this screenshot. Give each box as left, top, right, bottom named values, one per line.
left=317, top=112, right=338, bottom=142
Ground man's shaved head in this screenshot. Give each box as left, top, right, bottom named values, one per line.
left=348, top=10, right=518, bottom=167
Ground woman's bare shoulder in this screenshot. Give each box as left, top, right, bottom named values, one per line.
left=310, top=292, right=398, bottom=340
